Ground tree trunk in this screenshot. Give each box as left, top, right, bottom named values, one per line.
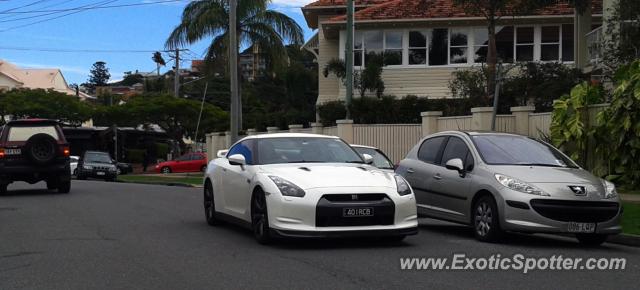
left=486, top=17, right=498, bottom=106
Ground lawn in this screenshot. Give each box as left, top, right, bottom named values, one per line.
left=622, top=202, right=640, bottom=236
left=118, top=175, right=203, bottom=187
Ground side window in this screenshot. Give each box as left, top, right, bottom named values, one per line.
left=191, top=154, right=205, bottom=160
left=417, top=136, right=446, bottom=164
left=176, top=154, right=191, bottom=161
left=440, top=137, right=472, bottom=168
left=227, top=141, right=253, bottom=165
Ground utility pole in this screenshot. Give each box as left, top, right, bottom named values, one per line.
left=345, top=0, right=354, bottom=119
left=174, top=49, right=180, bottom=97
left=194, top=82, right=208, bottom=152
left=491, top=64, right=502, bottom=131
left=229, top=0, right=240, bottom=142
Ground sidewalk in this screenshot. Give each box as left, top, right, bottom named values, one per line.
left=621, top=194, right=640, bottom=203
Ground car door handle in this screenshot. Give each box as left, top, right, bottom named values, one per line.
left=433, top=174, right=442, bottom=180
left=406, top=168, right=415, bottom=174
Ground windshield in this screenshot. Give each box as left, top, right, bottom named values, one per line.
left=85, top=153, right=113, bottom=164
left=255, top=138, right=363, bottom=165
left=472, top=135, right=578, bottom=168
left=353, top=147, right=394, bottom=169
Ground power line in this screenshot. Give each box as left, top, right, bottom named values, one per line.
left=0, top=0, right=78, bottom=21
left=0, top=0, right=118, bottom=31
left=0, top=0, right=49, bottom=14
left=0, top=0, right=116, bottom=24
left=0, top=45, right=164, bottom=53
left=0, top=0, right=185, bottom=15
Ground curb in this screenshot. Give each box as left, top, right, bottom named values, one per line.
left=608, top=234, right=640, bottom=247
left=117, top=180, right=202, bottom=188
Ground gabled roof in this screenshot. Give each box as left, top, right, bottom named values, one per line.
left=328, top=0, right=602, bottom=22
left=305, top=0, right=390, bottom=7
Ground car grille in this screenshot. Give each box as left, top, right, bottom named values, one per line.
left=529, top=199, right=620, bottom=223
left=316, top=194, right=395, bottom=227
left=93, top=166, right=112, bottom=171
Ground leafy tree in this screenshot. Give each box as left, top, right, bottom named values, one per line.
left=165, top=0, right=304, bottom=76
left=86, top=61, right=111, bottom=90
left=453, top=0, right=557, bottom=103
left=323, top=53, right=385, bottom=98
left=0, top=89, right=93, bottom=126
left=602, top=0, right=640, bottom=72
left=117, top=72, right=144, bottom=87
left=152, top=51, right=166, bottom=76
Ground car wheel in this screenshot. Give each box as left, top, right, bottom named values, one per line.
left=473, top=195, right=503, bottom=242
left=161, top=167, right=171, bottom=174
left=204, top=180, right=221, bottom=226
left=116, top=168, right=122, bottom=175
left=73, top=168, right=78, bottom=176
left=46, top=179, right=58, bottom=190
left=576, top=234, right=608, bottom=246
left=251, top=190, right=272, bottom=244
left=200, top=165, right=207, bottom=172
left=58, top=180, right=71, bottom=194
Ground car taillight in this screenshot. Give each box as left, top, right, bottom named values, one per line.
left=0, top=148, right=4, bottom=159
left=61, top=146, right=70, bottom=157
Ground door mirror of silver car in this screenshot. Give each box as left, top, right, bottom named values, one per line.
left=228, top=154, right=246, bottom=166
left=445, top=158, right=465, bottom=176
left=217, top=149, right=229, bottom=158
left=362, top=153, right=374, bottom=165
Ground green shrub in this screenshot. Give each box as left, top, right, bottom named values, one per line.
left=155, top=143, right=169, bottom=159
left=317, top=96, right=475, bottom=125
left=125, top=149, right=146, bottom=163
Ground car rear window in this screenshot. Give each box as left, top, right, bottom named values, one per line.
left=7, top=126, right=60, bottom=142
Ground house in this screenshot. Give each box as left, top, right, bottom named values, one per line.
left=240, top=45, right=267, bottom=81
left=0, top=60, right=94, bottom=100
left=301, top=0, right=604, bottom=105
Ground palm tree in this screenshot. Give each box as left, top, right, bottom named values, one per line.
left=152, top=51, right=166, bottom=76
left=165, top=0, right=304, bottom=75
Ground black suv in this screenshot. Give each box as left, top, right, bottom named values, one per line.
left=0, top=119, right=71, bottom=194
left=76, top=151, right=118, bottom=181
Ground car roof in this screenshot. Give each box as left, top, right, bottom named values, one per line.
left=435, top=130, right=526, bottom=138
left=240, top=133, right=339, bottom=140
left=350, top=144, right=378, bottom=150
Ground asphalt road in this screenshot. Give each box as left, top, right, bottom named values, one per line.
left=1, top=181, right=639, bottom=290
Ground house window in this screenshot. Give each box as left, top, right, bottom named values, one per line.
left=429, top=28, right=448, bottom=66
left=364, top=31, right=383, bottom=65
left=473, top=27, right=489, bottom=63
left=562, top=24, right=574, bottom=61
left=384, top=31, right=403, bottom=66
left=450, top=28, right=468, bottom=64
left=540, top=26, right=560, bottom=61
left=516, top=27, right=534, bottom=61
left=496, top=26, right=514, bottom=63
left=354, top=31, right=363, bottom=66
left=409, top=31, right=428, bottom=65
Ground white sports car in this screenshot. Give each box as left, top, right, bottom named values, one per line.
left=203, top=133, right=418, bottom=244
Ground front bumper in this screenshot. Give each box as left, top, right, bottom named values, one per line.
left=77, top=169, right=117, bottom=179
left=266, top=186, right=418, bottom=235
left=500, top=196, right=622, bottom=235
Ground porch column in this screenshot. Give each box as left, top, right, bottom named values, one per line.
left=574, top=4, right=592, bottom=69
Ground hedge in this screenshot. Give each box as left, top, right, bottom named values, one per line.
left=317, top=95, right=475, bottom=126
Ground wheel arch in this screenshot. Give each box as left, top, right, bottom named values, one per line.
left=469, top=189, right=498, bottom=224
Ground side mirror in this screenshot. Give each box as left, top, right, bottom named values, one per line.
left=217, top=149, right=229, bottom=158
left=228, top=154, right=246, bottom=166
left=362, top=153, right=374, bottom=165
left=445, top=158, right=465, bottom=176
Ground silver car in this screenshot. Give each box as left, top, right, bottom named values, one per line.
left=397, top=131, right=621, bottom=246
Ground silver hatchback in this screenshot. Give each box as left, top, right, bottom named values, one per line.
left=397, top=131, right=621, bottom=246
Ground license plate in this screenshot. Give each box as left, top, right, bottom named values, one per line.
left=343, top=207, right=374, bottom=217
left=5, top=148, right=21, bottom=155
left=96, top=172, right=106, bottom=176
left=568, top=222, right=596, bottom=233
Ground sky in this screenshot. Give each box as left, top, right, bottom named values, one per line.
left=0, top=0, right=316, bottom=84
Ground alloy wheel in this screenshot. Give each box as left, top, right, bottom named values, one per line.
left=475, top=201, right=492, bottom=237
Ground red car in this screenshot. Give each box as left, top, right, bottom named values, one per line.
left=155, top=153, right=207, bottom=174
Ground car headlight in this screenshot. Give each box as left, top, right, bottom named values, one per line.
left=602, top=179, right=617, bottom=199
left=394, top=175, right=412, bottom=196
left=109, top=167, right=117, bottom=172
left=494, top=174, right=549, bottom=196
left=83, top=165, right=93, bottom=170
left=268, top=176, right=305, bottom=197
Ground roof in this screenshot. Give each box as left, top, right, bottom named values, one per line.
left=241, top=133, right=339, bottom=140
left=327, top=0, right=602, bottom=22
left=305, top=0, right=390, bottom=7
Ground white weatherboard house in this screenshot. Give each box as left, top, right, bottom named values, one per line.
left=0, top=59, right=94, bottom=100
left=301, top=0, right=606, bottom=105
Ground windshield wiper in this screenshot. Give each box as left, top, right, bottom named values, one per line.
left=286, top=160, right=325, bottom=163
left=345, top=160, right=365, bottom=164
left=516, top=163, right=565, bottom=168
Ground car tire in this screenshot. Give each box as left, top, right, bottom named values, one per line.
left=58, top=180, right=71, bottom=194
left=576, top=234, right=608, bottom=246
left=161, top=167, right=171, bottom=174
left=204, top=180, right=221, bottom=226
left=251, top=190, right=272, bottom=245
left=73, top=168, right=78, bottom=176
left=472, top=195, right=503, bottom=242
left=24, top=133, right=57, bottom=165
left=200, top=165, right=207, bottom=172
left=46, top=179, right=58, bottom=190
left=116, top=168, right=122, bottom=175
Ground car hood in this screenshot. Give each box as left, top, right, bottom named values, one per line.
left=258, top=163, right=397, bottom=190
left=493, top=166, right=601, bottom=184
left=84, top=162, right=116, bottom=168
